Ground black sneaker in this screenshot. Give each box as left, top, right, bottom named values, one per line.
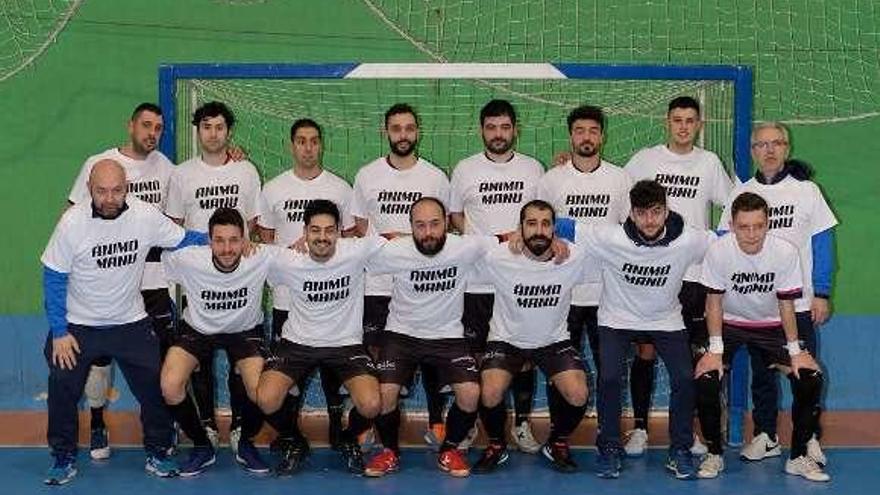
left=473, top=443, right=509, bottom=474
left=542, top=441, right=578, bottom=473
left=340, top=440, right=366, bottom=475
left=275, top=438, right=310, bottom=476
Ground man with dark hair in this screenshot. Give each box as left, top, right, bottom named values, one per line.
left=351, top=102, right=451, bottom=447
left=42, top=160, right=208, bottom=484
left=160, top=207, right=272, bottom=476
left=471, top=199, right=589, bottom=474
left=538, top=105, right=632, bottom=385
left=450, top=99, right=545, bottom=454
left=718, top=122, right=837, bottom=466
left=696, top=191, right=828, bottom=482
left=258, top=118, right=355, bottom=449
left=258, top=199, right=384, bottom=476
left=66, top=102, right=175, bottom=460
left=165, top=100, right=263, bottom=453
left=620, top=96, right=732, bottom=456
left=364, top=197, right=487, bottom=478
left=559, top=180, right=714, bottom=480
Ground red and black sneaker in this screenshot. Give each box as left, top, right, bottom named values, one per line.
left=473, top=443, right=509, bottom=474
left=542, top=441, right=578, bottom=473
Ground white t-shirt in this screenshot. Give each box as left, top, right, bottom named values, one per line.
left=162, top=245, right=282, bottom=335
left=701, top=233, right=803, bottom=328
left=351, top=157, right=450, bottom=296
left=625, top=144, right=732, bottom=281
left=537, top=160, right=632, bottom=306
left=68, top=147, right=175, bottom=290
left=578, top=222, right=715, bottom=331
left=718, top=175, right=838, bottom=312
left=369, top=235, right=493, bottom=340
left=258, top=169, right=354, bottom=310
left=450, top=151, right=544, bottom=293
left=41, top=198, right=185, bottom=327
left=268, top=237, right=386, bottom=347
left=165, top=157, right=262, bottom=232
left=475, top=242, right=587, bottom=349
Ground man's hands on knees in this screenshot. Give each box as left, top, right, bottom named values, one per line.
left=52, top=333, right=80, bottom=370
left=694, top=352, right=723, bottom=379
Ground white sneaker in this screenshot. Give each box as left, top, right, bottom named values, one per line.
left=740, top=432, right=781, bottom=461
left=697, top=453, right=724, bottom=479
left=511, top=421, right=542, bottom=454
left=229, top=426, right=241, bottom=455
left=623, top=428, right=648, bottom=457
left=690, top=434, right=708, bottom=456
left=205, top=425, right=219, bottom=450
left=785, top=455, right=831, bottom=482
left=457, top=426, right=479, bottom=451
left=807, top=436, right=827, bottom=467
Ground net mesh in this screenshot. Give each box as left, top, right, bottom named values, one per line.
left=0, top=0, right=82, bottom=82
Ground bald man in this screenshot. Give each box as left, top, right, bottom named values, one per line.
left=41, top=160, right=207, bottom=485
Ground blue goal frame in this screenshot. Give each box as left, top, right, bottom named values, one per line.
left=157, top=62, right=754, bottom=444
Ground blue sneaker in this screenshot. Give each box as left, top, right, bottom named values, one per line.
left=665, top=448, right=697, bottom=480
left=236, top=440, right=270, bottom=474
left=44, top=453, right=77, bottom=485
left=179, top=446, right=215, bottom=477
left=145, top=451, right=179, bottom=478
left=595, top=446, right=622, bottom=479
left=90, top=427, right=110, bottom=460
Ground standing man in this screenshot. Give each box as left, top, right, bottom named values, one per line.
left=160, top=208, right=272, bottom=476
left=258, top=118, right=355, bottom=449
left=621, top=96, right=732, bottom=455
left=165, top=101, right=262, bottom=451
left=42, top=160, right=202, bottom=484
left=537, top=105, right=631, bottom=374
left=350, top=103, right=451, bottom=446
left=363, top=197, right=485, bottom=478
left=573, top=180, right=714, bottom=480
left=257, top=200, right=383, bottom=475
left=67, top=103, right=175, bottom=460
left=450, top=99, right=545, bottom=453
left=719, top=122, right=837, bottom=465
left=471, top=200, right=589, bottom=474
left=695, top=192, right=827, bottom=482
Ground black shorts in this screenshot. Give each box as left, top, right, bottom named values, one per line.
left=267, top=340, right=375, bottom=385
left=679, top=281, right=709, bottom=346
left=173, top=321, right=264, bottom=365
left=721, top=324, right=791, bottom=368
left=482, top=340, right=586, bottom=378
left=462, top=293, right=494, bottom=353
left=363, top=295, right=391, bottom=348
left=376, top=331, right=479, bottom=386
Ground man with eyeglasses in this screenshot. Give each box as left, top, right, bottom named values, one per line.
left=718, top=122, right=837, bottom=468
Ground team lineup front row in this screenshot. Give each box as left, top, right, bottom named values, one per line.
left=41, top=98, right=836, bottom=485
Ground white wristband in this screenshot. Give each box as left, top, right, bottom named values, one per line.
left=708, top=336, right=724, bottom=354
left=786, top=341, right=802, bottom=356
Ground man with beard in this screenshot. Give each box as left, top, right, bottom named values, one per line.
left=363, top=197, right=487, bottom=478
left=350, top=103, right=451, bottom=446
left=718, top=122, right=837, bottom=467
left=42, top=160, right=207, bottom=484
left=620, top=97, right=732, bottom=457
left=472, top=200, right=589, bottom=474
left=562, top=180, right=714, bottom=480
left=257, top=200, right=383, bottom=476
left=537, top=105, right=632, bottom=381
left=450, top=99, right=545, bottom=454
left=160, top=208, right=271, bottom=476
left=165, top=101, right=262, bottom=453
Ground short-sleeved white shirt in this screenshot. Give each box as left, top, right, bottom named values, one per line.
left=41, top=198, right=185, bottom=327
left=258, top=169, right=354, bottom=310
left=701, top=233, right=803, bottom=328
left=165, top=157, right=262, bottom=232
left=350, top=157, right=450, bottom=296
left=537, top=160, right=632, bottom=306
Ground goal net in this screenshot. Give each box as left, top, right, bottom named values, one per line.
left=0, top=0, right=82, bottom=82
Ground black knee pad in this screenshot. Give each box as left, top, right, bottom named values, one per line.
left=792, top=369, right=823, bottom=402
left=695, top=370, right=721, bottom=401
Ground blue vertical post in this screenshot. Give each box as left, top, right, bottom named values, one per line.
left=158, top=65, right=178, bottom=163
left=727, top=66, right=754, bottom=446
